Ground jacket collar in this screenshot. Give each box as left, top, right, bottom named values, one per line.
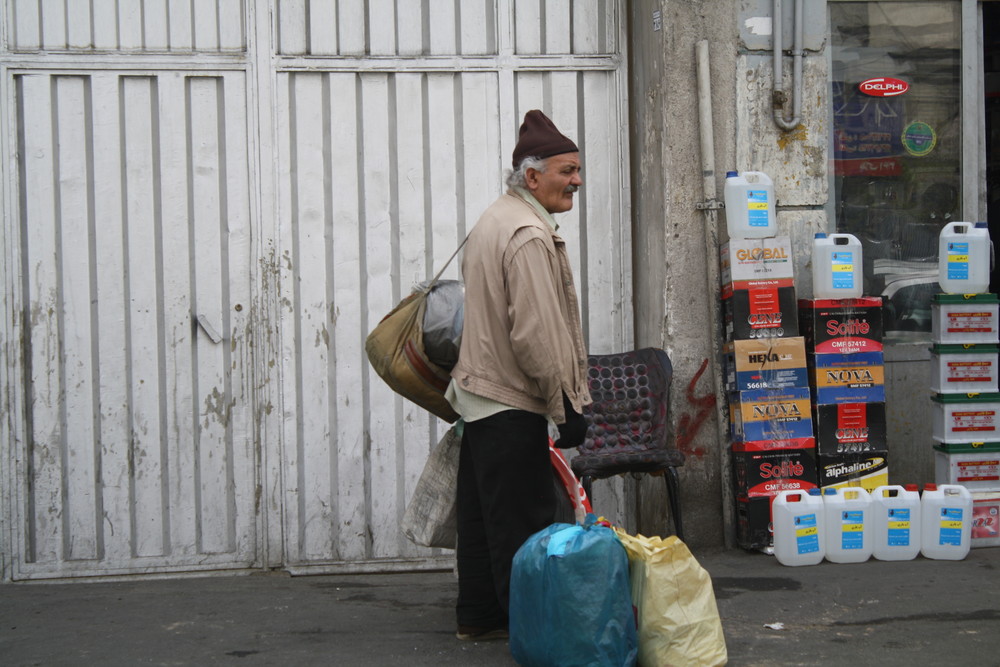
left=510, top=186, right=559, bottom=232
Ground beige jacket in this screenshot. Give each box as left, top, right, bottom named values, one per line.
left=451, top=189, right=591, bottom=424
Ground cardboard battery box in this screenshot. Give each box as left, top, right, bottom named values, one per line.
left=724, top=336, right=809, bottom=392
left=933, top=442, right=1000, bottom=491
left=931, top=392, right=1000, bottom=443
left=813, top=402, right=888, bottom=456
left=809, top=351, right=886, bottom=404
left=729, top=387, right=814, bottom=442
left=816, top=450, right=889, bottom=491
left=971, top=491, right=1000, bottom=548
left=731, top=438, right=818, bottom=498
left=720, top=236, right=795, bottom=295
left=798, top=297, right=884, bottom=354
left=929, top=344, right=1000, bottom=394
left=736, top=494, right=774, bottom=551
left=931, top=293, right=1000, bottom=344
left=724, top=285, right=799, bottom=341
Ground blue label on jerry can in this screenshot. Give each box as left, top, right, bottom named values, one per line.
left=747, top=190, right=769, bottom=227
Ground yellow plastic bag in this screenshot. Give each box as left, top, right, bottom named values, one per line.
left=614, top=529, right=728, bottom=667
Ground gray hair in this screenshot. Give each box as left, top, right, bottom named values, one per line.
left=505, top=156, right=548, bottom=189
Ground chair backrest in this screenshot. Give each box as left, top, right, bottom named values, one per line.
left=572, top=348, right=683, bottom=479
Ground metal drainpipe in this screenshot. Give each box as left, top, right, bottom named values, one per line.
left=773, top=0, right=804, bottom=132
left=695, top=39, right=735, bottom=548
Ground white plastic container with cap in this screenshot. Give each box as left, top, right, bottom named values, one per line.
left=812, top=233, right=864, bottom=299
left=772, top=488, right=825, bottom=566
left=938, top=221, right=992, bottom=294
left=871, top=485, right=921, bottom=561
left=921, top=483, right=973, bottom=560
left=823, top=486, right=873, bottom=563
left=724, top=171, right=776, bottom=239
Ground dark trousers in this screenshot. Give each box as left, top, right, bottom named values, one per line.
left=455, top=409, right=556, bottom=628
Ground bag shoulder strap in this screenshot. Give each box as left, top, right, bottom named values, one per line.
left=424, top=235, right=470, bottom=292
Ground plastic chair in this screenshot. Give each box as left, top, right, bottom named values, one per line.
left=571, top=348, right=685, bottom=540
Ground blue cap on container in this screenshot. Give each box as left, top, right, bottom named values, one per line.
left=726, top=171, right=738, bottom=178
left=808, top=488, right=821, bottom=496
left=975, top=222, right=988, bottom=228
left=814, top=232, right=827, bottom=239
left=823, top=488, right=837, bottom=495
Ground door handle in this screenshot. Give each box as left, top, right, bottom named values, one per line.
left=196, top=314, right=223, bottom=343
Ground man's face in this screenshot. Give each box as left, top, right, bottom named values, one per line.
left=526, top=153, right=583, bottom=214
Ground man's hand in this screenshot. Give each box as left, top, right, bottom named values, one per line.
left=554, top=392, right=588, bottom=449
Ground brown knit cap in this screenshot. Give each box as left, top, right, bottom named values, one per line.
left=511, top=110, right=578, bottom=169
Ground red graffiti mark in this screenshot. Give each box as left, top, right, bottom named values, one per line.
left=676, top=358, right=716, bottom=458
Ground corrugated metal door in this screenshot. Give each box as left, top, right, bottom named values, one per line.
left=271, top=0, right=632, bottom=574
left=1, top=3, right=255, bottom=579
left=1, top=0, right=630, bottom=579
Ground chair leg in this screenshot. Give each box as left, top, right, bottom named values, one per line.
left=582, top=475, right=594, bottom=506
left=663, top=466, right=684, bottom=541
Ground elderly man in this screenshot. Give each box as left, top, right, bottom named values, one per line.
left=446, top=110, right=592, bottom=641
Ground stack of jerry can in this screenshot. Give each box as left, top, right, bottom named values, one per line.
left=798, top=297, right=888, bottom=491
left=721, top=235, right=818, bottom=550
left=930, top=294, right=1000, bottom=549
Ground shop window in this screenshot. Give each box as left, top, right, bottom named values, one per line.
left=830, top=1, right=961, bottom=340
left=987, top=2, right=1000, bottom=294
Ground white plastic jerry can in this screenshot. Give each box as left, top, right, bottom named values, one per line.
left=812, top=233, right=864, bottom=299
left=773, top=488, right=825, bottom=566
left=724, top=171, right=776, bottom=239
left=920, top=483, right=973, bottom=560
left=823, top=486, right=873, bottom=563
left=871, top=485, right=921, bottom=561
left=938, top=221, right=992, bottom=294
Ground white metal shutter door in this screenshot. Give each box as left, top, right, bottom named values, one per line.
left=272, top=0, right=632, bottom=573
left=8, top=70, right=257, bottom=579
left=274, top=70, right=503, bottom=570
left=0, top=0, right=631, bottom=577
left=5, top=0, right=245, bottom=52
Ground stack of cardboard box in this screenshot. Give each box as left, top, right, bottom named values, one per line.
left=798, top=297, right=889, bottom=491
left=721, top=237, right=818, bottom=550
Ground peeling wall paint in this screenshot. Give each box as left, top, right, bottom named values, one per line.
left=744, top=16, right=773, bottom=36
left=736, top=55, right=830, bottom=206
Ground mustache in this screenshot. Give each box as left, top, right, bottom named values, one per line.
left=564, top=185, right=579, bottom=194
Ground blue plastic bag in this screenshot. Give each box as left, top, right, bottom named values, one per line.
left=509, top=516, right=638, bottom=667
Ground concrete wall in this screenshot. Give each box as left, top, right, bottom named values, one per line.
left=628, top=0, right=739, bottom=547
left=629, top=0, right=833, bottom=548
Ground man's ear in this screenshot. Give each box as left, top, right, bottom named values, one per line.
left=524, top=167, right=540, bottom=190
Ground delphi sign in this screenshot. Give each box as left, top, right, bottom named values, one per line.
left=858, top=77, right=909, bottom=97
